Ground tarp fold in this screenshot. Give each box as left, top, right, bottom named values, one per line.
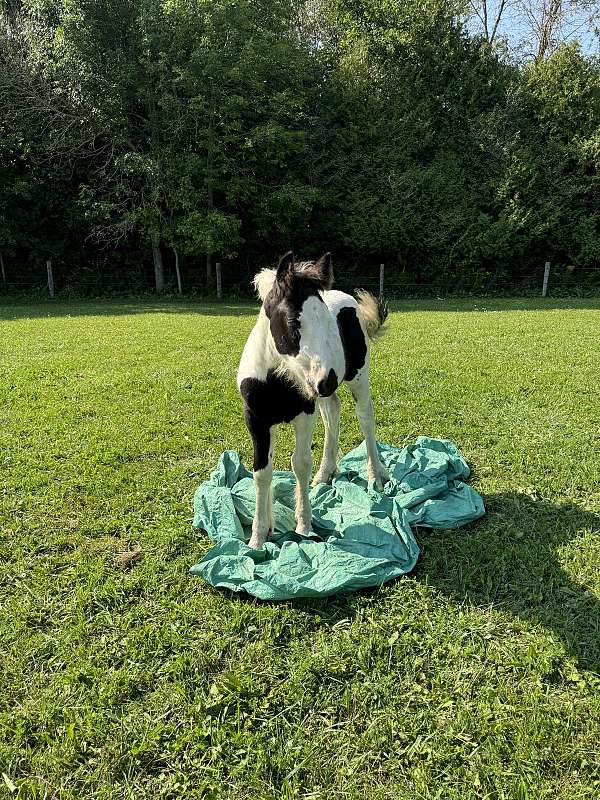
left=190, top=437, right=485, bottom=601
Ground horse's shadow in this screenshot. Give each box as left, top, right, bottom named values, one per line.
left=412, top=491, right=600, bottom=675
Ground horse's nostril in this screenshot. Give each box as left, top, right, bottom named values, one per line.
left=317, top=369, right=338, bottom=397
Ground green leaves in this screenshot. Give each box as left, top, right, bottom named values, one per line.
left=175, top=210, right=242, bottom=258
left=0, top=1, right=598, bottom=293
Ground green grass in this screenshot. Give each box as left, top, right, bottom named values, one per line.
left=1, top=296, right=599, bottom=800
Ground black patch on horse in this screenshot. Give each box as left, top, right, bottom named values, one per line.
left=264, top=274, right=324, bottom=356
left=336, top=306, right=367, bottom=382
left=240, top=370, right=315, bottom=471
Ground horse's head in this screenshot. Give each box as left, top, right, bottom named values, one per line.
left=259, top=252, right=345, bottom=398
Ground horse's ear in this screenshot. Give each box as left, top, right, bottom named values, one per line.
left=311, top=252, right=333, bottom=289
left=276, top=251, right=295, bottom=290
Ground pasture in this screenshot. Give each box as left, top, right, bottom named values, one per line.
left=1, top=297, right=599, bottom=799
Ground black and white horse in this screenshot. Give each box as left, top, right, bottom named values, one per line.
left=237, top=252, right=389, bottom=549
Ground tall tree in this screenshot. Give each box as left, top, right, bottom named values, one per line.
left=0, top=0, right=598, bottom=295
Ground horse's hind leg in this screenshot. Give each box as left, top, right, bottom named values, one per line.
left=291, top=411, right=316, bottom=534
left=349, top=371, right=389, bottom=490
left=312, top=393, right=340, bottom=486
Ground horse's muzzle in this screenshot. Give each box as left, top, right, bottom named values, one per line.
left=317, top=369, right=338, bottom=398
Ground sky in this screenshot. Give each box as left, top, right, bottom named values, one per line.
left=465, top=1, right=599, bottom=59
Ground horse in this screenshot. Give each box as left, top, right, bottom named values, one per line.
left=237, top=251, right=389, bottom=549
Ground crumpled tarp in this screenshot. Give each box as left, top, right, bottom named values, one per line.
left=190, top=437, right=484, bottom=601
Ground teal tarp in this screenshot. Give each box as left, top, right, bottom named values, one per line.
left=190, top=437, right=485, bottom=601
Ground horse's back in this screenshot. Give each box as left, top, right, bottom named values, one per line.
left=322, top=289, right=357, bottom=316
left=322, top=290, right=369, bottom=383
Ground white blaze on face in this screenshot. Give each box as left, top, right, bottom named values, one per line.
left=296, top=295, right=345, bottom=393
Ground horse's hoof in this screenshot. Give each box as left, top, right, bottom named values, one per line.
left=372, top=469, right=389, bottom=492
left=295, top=523, right=313, bottom=536
left=312, top=468, right=336, bottom=487
left=248, top=531, right=269, bottom=549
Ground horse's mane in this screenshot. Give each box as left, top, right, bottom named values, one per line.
left=253, top=268, right=277, bottom=301
left=253, top=261, right=324, bottom=302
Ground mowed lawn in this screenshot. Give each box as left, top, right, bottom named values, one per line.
left=1, top=297, right=600, bottom=800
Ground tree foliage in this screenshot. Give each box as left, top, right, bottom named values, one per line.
left=0, top=0, right=598, bottom=293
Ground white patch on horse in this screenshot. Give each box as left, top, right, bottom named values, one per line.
left=287, top=294, right=345, bottom=398
left=237, top=309, right=277, bottom=386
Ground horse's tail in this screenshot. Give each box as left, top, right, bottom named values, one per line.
left=355, top=289, right=388, bottom=340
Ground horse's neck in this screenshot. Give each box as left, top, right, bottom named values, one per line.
left=237, top=310, right=281, bottom=384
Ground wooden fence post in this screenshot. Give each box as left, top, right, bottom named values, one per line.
left=216, top=262, right=222, bottom=299
left=379, top=263, right=384, bottom=297
left=46, top=260, right=54, bottom=298
left=542, top=261, right=550, bottom=297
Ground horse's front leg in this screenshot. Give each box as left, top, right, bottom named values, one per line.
left=312, top=393, right=341, bottom=485
left=248, top=423, right=276, bottom=549
left=291, top=412, right=316, bottom=534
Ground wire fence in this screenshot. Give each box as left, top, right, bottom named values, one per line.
left=336, top=263, right=600, bottom=299
left=1, top=262, right=599, bottom=300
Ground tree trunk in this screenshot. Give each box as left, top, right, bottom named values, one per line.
left=173, top=248, right=182, bottom=295
left=206, top=251, right=212, bottom=291
left=482, top=0, right=489, bottom=41
left=206, top=97, right=215, bottom=292
left=216, top=261, right=222, bottom=299
left=0, top=251, right=6, bottom=290
left=151, top=233, right=164, bottom=294
left=537, top=0, right=562, bottom=60
left=46, top=259, right=54, bottom=298
left=489, top=0, right=508, bottom=45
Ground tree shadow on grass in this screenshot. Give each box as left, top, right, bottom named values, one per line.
left=383, top=297, right=600, bottom=313
left=412, top=492, right=600, bottom=675
left=3, top=295, right=600, bottom=321
left=0, top=299, right=259, bottom=321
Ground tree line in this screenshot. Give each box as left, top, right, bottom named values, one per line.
left=0, top=0, right=598, bottom=295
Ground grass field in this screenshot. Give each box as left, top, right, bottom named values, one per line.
left=1, top=296, right=599, bottom=800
